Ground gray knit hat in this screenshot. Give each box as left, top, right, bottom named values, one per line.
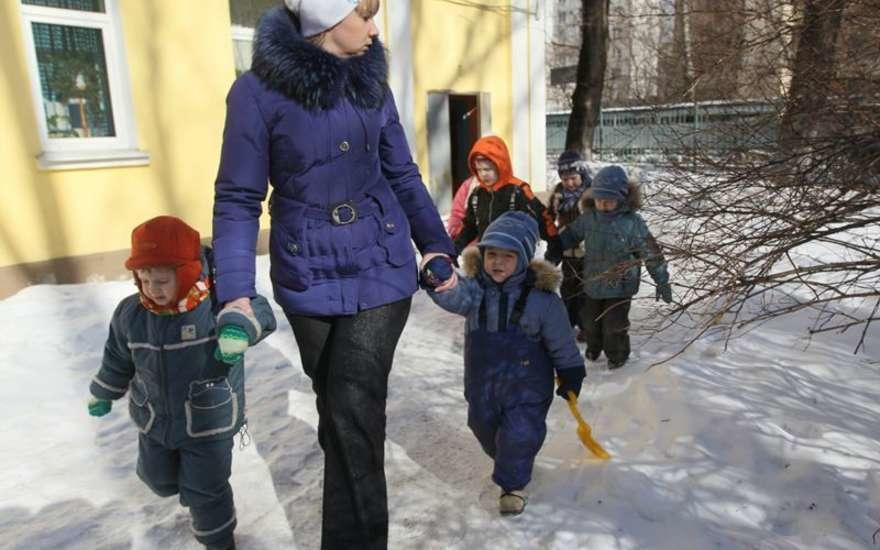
left=284, top=0, right=360, bottom=37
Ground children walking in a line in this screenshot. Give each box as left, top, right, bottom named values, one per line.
left=547, top=165, right=672, bottom=369
left=87, top=216, right=276, bottom=550
left=425, top=211, right=585, bottom=515
left=547, top=150, right=593, bottom=340
left=453, top=136, right=558, bottom=254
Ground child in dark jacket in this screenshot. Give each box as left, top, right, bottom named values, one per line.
left=426, top=211, right=585, bottom=516
left=547, top=150, right=593, bottom=339
left=453, top=135, right=558, bottom=255
left=87, top=216, right=276, bottom=550
left=548, top=165, right=672, bottom=369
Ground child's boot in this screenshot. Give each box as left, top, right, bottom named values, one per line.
left=499, top=490, right=527, bottom=516
left=205, top=538, right=235, bottom=550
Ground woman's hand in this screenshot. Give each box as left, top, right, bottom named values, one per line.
left=419, top=253, right=458, bottom=292
left=434, top=270, right=458, bottom=292
left=222, top=296, right=254, bottom=317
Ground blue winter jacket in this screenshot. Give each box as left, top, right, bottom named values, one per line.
left=212, top=7, right=454, bottom=315
left=559, top=186, right=669, bottom=299
left=89, top=249, right=277, bottom=447
left=428, top=248, right=584, bottom=376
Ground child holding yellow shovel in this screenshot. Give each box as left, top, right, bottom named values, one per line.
left=422, top=211, right=587, bottom=515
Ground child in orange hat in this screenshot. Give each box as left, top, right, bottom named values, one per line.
left=87, top=216, right=276, bottom=550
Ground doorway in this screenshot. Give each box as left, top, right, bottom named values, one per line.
left=426, top=91, right=491, bottom=214
left=449, top=94, right=480, bottom=196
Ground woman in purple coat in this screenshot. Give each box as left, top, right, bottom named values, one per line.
left=212, top=1, right=456, bottom=548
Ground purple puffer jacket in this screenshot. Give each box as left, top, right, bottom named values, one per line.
left=212, top=7, right=454, bottom=315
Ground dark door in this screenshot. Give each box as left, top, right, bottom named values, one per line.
left=449, top=94, right=480, bottom=196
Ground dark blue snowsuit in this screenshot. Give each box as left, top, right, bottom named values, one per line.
left=89, top=249, right=276, bottom=548
left=429, top=246, right=584, bottom=492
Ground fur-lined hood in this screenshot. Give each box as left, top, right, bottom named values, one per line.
left=251, top=6, right=389, bottom=110
left=460, top=246, right=562, bottom=292
left=579, top=181, right=642, bottom=212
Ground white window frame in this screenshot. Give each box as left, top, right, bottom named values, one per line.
left=19, top=0, right=149, bottom=170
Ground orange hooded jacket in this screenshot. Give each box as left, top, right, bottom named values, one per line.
left=453, top=136, right=557, bottom=253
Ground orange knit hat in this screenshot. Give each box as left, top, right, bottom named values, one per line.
left=125, top=216, right=203, bottom=302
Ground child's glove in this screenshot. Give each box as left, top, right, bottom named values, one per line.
left=555, top=366, right=586, bottom=400
left=419, top=255, right=455, bottom=289
left=656, top=282, right=672, bottom=304
left=215, top=324, right=250, bottom=364
left=215, top=301, right=261, bottom=365
left=88, top=397, right=112, bottom=417
left=544, top=237, right=563, bottom=266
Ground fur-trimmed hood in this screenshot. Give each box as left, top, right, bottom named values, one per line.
left=251, top=6, right=389, bottom=110
left=580, top=181, right=642, bottom=212
left=460, top=246, right=562, bottom=292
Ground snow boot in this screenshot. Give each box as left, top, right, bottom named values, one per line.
left=499, top=490, right=527, bottom=516
left=608, top=359, right=627, bottom=370
left=585, top=349, right=601, bottom=361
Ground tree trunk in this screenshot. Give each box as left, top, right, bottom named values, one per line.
left=778, top=0, right=848, bottom=147
left=565, top=0, right=610, bottom=159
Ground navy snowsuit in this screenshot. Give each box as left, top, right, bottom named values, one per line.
left=89, top=250, right=276, bottom=547
left=429, top=248, right=584, bottom=491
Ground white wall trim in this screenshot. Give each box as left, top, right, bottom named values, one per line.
left=530, top=0, right=548, bottom=190
left=384, top=0, right=417, bottom=156
left=511, top=0, right=530, bottom=182
left=510, top=0, right=548, bottom=190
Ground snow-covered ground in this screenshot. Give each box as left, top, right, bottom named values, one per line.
left=1, top=255, right=879, bottom=549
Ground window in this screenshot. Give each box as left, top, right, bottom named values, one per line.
left=229, top=0, right=277, bottom=76
left=20, top=0, right=148, bottom=169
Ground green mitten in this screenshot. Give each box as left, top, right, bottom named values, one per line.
left=215, top=324, right=250, bottom=364
left=88, top=397, right=112, bottom=417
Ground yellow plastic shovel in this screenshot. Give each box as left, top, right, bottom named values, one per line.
left=565, top=390, right=611, bottom=460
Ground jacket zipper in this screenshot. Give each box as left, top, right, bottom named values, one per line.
left=159, top=322, right=170, bottom=420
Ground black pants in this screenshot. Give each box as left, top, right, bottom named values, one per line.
left=560, top=257, right=585, bottom=329
left=137, top=435, right=235, bottom=548
left=286, top=297, right=411, bottom=550
left=580, top=296, right=631, bottom=364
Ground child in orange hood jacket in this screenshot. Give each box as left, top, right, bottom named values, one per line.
left=453, top=136, right=557, bottom=255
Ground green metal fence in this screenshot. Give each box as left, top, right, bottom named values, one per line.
left=548, top=100, right=779, bottom=159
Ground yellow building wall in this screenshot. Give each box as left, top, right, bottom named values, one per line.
left=0, top=0, right=520, bottom=276
left=0, top=0, right=237, bottom=269
left=406, top=0, right=514, bottom=176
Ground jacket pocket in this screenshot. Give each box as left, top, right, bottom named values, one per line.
left=128, top=376, right=156, bottom=434
left=269, top=220, right=312, bottom=291
left=378, top=209, right=414, bottom=267
left=185, top=377, right=238, bottom=438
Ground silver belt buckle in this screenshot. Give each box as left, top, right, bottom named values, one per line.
left=330, top=202, right=358, bottom=225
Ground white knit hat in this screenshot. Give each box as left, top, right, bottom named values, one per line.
left=284, top=0, right=360, bottom=37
